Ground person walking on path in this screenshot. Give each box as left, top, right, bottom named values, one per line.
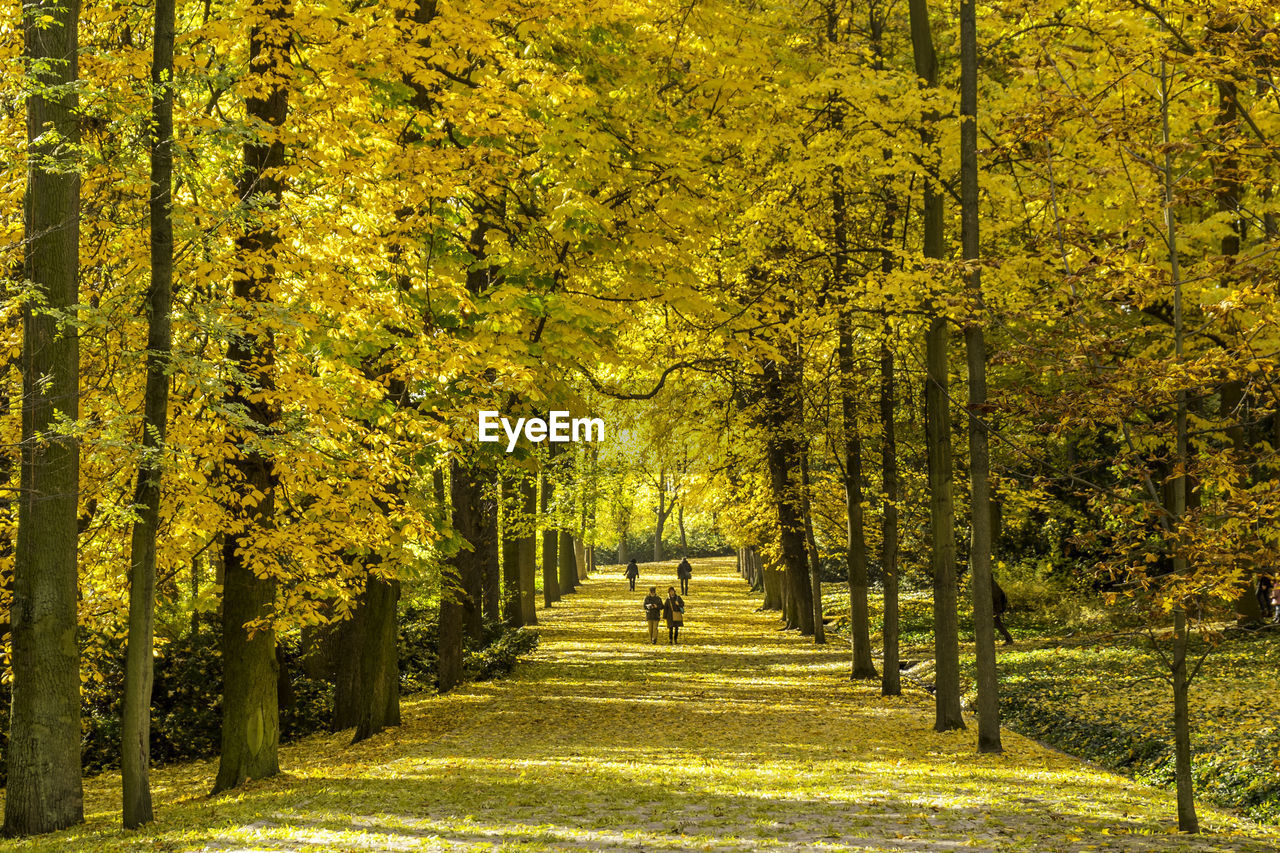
left=625, top=558, right=640, bottom=591
left=664, top=586, right=685, bottom=644
left=643, top=586, right=663, bottom=643
left=992, top=576, right=1014, bottom=645
left=677, top=557, right=692, bottom=594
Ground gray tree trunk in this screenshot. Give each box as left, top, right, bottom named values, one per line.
left=839, top=325, right=877, bottom=678
left=518, top=475, right=538, bottom=624
left=6, top=0, right=85, bottom=834
left=761, top=350, right=815, bottom=635
left=439, top=459, right=480, bottom=693
left=907, top=0, right=965, bottom=733
left=960, top=0, right=1001, bottom=753
left=122, top=0, right=176, bottom=824
left=880, top=337, right=901, bottom=696
left=212, top=0, right=292, bottom=795
left=541, top=469, right=559, bottom=607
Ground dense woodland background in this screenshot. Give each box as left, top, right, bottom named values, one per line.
left=1, top=0, right=1278, bottom=841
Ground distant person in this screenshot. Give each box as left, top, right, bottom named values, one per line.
left=643, top=586, right=663, bottom=644
left=992, top=576, right=1013, bottom=645
left=1271, top=580, right=1280, bottom=624
left=1257, top=575, right=1274, bottom=620
left=677, top=557, right=692, bottom=594
left=664, top=586, right=685, bottom=644
left=625, top=558, right=640, bottom=591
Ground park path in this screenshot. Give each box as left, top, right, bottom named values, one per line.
left=9, top=557, right=1279, bottom=852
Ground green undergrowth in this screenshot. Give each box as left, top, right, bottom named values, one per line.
left=0, top=607, right=536, bottom=787
left=995, top=628, right=1280, bottom=826
left=821, top=581, right=1280, bottom=826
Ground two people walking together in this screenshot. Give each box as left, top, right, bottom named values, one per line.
left=629, top=557, right=694, bottom=643
left=643, top=585, right=685, bottom=644
left=625, top=556, right=692, bottom=594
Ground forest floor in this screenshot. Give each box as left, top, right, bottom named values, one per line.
left=5, top=557, right=1280, bottom=852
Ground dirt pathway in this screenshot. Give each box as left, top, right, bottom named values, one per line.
left=9, top=558, right=1279, bottom=852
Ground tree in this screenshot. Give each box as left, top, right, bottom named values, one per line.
left=5, top=0, right=85, bottom=834
left=959, top=0, right=1001, bottom=753
left=121, top=0, right=177, bottom=824
left=212, top=0, right=293, bottom=795
left=906, top=0, right=964, bottom=733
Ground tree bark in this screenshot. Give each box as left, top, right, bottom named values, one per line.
left=762, top=559, right=783, bottom=611
left=558, top=529, right=577, bottom=595
left=1161, top=55, right=1199, bottom=834
left=839, top=324, right=877, bottom=678
left=654, top=469, right=671, bottom=562
left=960, top=0, right=1001, bottom=753
left=880, top=337, right=901, bottom=696
left=518, top=474, right=538, bottom=624
left=6, top=0, right=85, bottom=834
left=502, top=475, right=523, bottom=627
left=122, top=0, right=176, bottom=824
left=332, top=570, right=401, bottom=742
left=800, top=452, right=826, bottom=645
left=761, top=351, right=815, bottom=635
left=212, top=0, right=292, bottom=795
left=439, top=458, right=480, bottom=693
left=906, top=0, right=964, bottom=733
left=1172, top=607, right=1198, bottom=832
left=480, top=489, right=500, bottom=627
left=541, top=469, right=559, bottom=607
left=677, top=503, right=688, bottom=555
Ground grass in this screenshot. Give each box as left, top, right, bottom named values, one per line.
left=1, top=558, right=1277, bottom=851
left=823, top=576, right=1280, bottom=827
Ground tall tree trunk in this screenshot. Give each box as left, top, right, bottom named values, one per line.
left=541, top=469, right=559, bottom=607
left=960, top=0, right=1001, bottom=753
left=518, top=475, right=538, bottom=624
left=677, top=504, right=688, bottom=555
left=616, top=516, right=629, bottom=566
left=502, top=476, right=523, bottom=627
left=333, top=570, right=401, bottom=742
left=439, top=458, right=480, bottom=693
left=480, top=490, right=500, bottom=626
left=6, top=0, right=84, bottom=834
left=839, top=325, right=876, bottom=678
left=122, top=0, right=176, bottom=824
left=880, top=336, right=901, bottom=696
left=558, top=529, right=577, bottom=595
left=464, top=484, right=490, bottom=641
left=800, top=451, right=826, bottom=644
left=1172, top=607, right=1197, bottom=832
left=762, top=559, right=782, bottom=610
left=212, top=0, right=292, bottom=795
left=351, top=574, right=400, bottom=741
left=907, top=0, right=964, bottom=733
left=1161, top=56, right=1199, bottom=834
left=654, top=470, right=668, bottom=562
left=761, top=350, right=815, bottom=635
left=1209, top=43, right=1262, bottom=627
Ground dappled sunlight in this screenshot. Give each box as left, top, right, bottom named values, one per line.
left=9, top=557, right=1279, bottom=852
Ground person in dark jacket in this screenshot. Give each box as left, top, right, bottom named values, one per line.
left=625, top=558, right=640, bottom=591
left=676, top=557, right=692, bottom=594
left=643, top=586, right=663, bottom=643
left=992, top=576, right=1013, bottom=645
left=1258, top=575, right=1274, bottom=620
left=663, top=586, right=685, bottom=644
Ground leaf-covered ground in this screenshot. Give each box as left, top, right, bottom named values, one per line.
left=821, top=582, right=1280, bottom=825
left=4, top=557, right=1278, bottom=852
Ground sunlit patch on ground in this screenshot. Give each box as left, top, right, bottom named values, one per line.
left=3, top=557, right=1278, bottom=852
